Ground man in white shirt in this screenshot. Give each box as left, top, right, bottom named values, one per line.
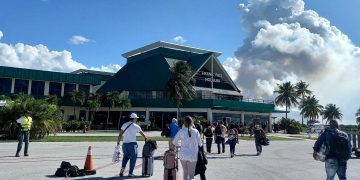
left=117, top=113, right=147, bottom=177
left=15, top=111, right=33, bottom=157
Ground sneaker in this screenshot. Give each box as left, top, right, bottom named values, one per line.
left=119, top=169, right=124, bottom=177
left=256, top=152, right=261, bottom=156
left=15, top=154, right=20, bottom=157
left=128, top=174, right=135, bottom=177
left=24, top=154, right=29, bottom=156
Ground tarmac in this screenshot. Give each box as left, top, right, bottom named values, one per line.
left=1, top=135, right=360, bottom=179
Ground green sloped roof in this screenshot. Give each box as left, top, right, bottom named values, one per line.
left=0, top=66, right=101, bottom=85
left=99, top=49, right=212, bottom=92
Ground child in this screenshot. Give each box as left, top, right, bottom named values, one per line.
left=228, top=129, right=238, bottom=158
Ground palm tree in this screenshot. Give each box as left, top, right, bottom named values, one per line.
left=85, top=93, right=102, bottom=122
left=116, top=97, right=131, bottom=130
left=299, top=95, right=323, bottom=124
left=45, top=95, right=59, bottom=106
left=105, top=91, right=121, bottom=129
left=295, top=80, right=312, bottom=125
left=69, top=91, right=85, bottom=120
left=166, top=61, right=196, bottom=119
left=322, top=104, right=343, bottom=124
left=355, top=107, right=360, bottom=125
left=274, top=82, right=298, bottom=119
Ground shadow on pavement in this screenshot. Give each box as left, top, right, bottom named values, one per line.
left=0, top=155, right=16, bottom=158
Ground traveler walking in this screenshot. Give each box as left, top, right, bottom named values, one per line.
left=203, top=125, right=213, bottom=153
left=227, top=129, right=238, bottom=158
left=195, top=120, right=203, bottom=138
left=15, top=110, right=32, bottom=157
left=117, top=113, right=147, bottom=177
left=169, top=118, right=180, bottom=149
left=313, top=120, right=351, bottom=180
left=254, top=124, right=266, bottom=156
left=214, top=121, right=227, bottom=154
left=173, top=116, right=202, bottom=180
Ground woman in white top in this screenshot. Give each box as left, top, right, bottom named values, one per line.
left=173, top=116, right=202, bottom=180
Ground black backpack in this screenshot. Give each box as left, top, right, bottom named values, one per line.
left=195, top=124, right=203, bottom=134
left=204, top=128, right=213, bottom=137
left=161, top=126, right=171, bottom=137
left=328, top=131, right=351, bottom=160
left=214, top=126, right=222, bottom=135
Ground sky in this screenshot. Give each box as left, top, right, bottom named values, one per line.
left=0, top=0, right=359, bottom=124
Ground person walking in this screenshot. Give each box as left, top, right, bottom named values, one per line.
left=254, top=124, right=266, bottom=156
left=203, top=125, right=213, bottom=153
left=169, top=118, right=180, bottom=149
left=117, top=113, right=147, bottom=177
left=227, top=129, right=238, bottom=158
left=15, top=111, right=32, bottom=157
left=173, top=116, right=202, bottom=180
left=214, top=121, right=227, bottom=154
left=195, top=120, right=203, bottom=138
left=313, top=120, right=351, bottom=180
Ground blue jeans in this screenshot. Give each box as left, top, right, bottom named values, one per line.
left=255, top=140, right=262, bottom=153
left=16, top=131, right=30, bottom=155
left=229, top=140, right=236, bottom=154
left=122, top=142, right=138, bottom=174
left=325, top=158, right=347, bottom=180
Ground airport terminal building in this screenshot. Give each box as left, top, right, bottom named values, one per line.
left=0, top=42, right=277, bottom=130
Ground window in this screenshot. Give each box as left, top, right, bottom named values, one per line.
left=79, top=85, right=90, bottom=94
left=49, top=82, right=62, bottom=96
left=64, top=83, right=76, bottom=94
left=31, top=81, right=45, bottom=97
left=0, top=78, right=12, bottom=94
left=14, top=79, right=29, bottom=94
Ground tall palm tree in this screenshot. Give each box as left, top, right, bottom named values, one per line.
left=355, top=107, right=360, bottom=125
left=105, top=91, right=121, bottom=129
left=322, top=104, right=343, bottom=124
left=86, top=92, right=102, bottom=122
left=274, top=82, right=298, bottom=119
left=295, top=80, right=312, bottom=125
left=69, top=91, right=85, bottom=120
left=166, top=61, right=196, bottom=119
left=299, top=95, right=323, bottom=124
left=116, top=97, right=131, bottom=130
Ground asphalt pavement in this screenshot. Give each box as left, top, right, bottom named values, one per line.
left=1, top=140, right=360, bottom=180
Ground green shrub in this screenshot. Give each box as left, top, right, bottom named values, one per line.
left=279, top=117, right=303, bottom=134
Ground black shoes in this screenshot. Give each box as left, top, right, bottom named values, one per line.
left=24, top=154, right=29, bottom=156
left=15, top=154, right=20, bottom=157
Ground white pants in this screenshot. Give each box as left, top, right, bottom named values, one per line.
left=180, top=160, right=197, bottom=180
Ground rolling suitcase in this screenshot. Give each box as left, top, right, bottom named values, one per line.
left=142, top=156, right=154, bottom=176
left=163, top=150, right=179, bottom=180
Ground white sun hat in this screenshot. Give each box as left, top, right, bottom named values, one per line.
left=130, top=113, right=139, bottom=119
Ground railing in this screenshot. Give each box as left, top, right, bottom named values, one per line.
left=348, top=133, right=360, bottom=149
left=242, top=98, right=274, bottom=104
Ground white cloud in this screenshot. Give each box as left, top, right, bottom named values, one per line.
left=173, top=36, right=187, bottom=44
left=226, top=0, right=360, bottom=124
left=0, top=31, right=120, bottom=73
left=0, top=30, right=3, bottom=40
left=69, top=35, right=91, bottom=45
left=89, top=64, right=121, bottom=73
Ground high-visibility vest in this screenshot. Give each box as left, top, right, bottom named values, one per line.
left=22, top=116, right=32, bottom=131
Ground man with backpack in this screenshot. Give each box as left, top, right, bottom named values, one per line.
left=215, top=121, right=227, bottom=154
left=254, top=124, right=266, bottom=156
left=313, top=120, right=352, bottom=180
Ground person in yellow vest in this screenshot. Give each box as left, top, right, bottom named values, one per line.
left=15, top=111, right=33, bottom=157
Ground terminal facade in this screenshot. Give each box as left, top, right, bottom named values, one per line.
left=0, top=42, right=276, bottom=130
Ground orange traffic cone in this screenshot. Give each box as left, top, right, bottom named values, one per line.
left=84, top=146, right=94, bottom=171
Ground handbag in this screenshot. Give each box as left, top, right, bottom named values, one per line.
left=259, top=138, right=270, bottom=146
left=112, top=145, right=122, bottom=162
left=316, top=144, right=328, bottom=162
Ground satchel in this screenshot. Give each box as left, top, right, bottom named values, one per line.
left=112, top=145, right=122, bottom=162
left=316, top=144, right=328, bottom=162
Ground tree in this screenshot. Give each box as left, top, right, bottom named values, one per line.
left=295, top=80, right=312, bottom=125
left=322, top=104, right=343, bottom=124
left=116, top=97, right=131, bottom=130
left=299, top=95, right=323, bottom=124
left=45, top=95, right=59, bottom=106
left=166, top=61, right=196, bottom=119
left=85, top=93, right=102, bottom=122
left=355, top=107, right=360, bottom=125
left=69, top=91, right=85, bottom=120
left=105, top=91, right=121, bottom=129
left=274, top=82, right=298, bottom=119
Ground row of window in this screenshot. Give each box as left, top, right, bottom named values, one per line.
left=0, top=78, right=90, bottom=96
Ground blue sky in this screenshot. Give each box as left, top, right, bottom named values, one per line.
left=0, top=0, right=358, bottom=68
left=1, top=0, right=360, bottom=124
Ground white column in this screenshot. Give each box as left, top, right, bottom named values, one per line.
left=27, top=80, right=32, bottom=95
left=207, top=108, right=213, bottom=123
left=44, top=81, right=50, bottom=96
left=89, top=85, right=93, bottom=93
left=145, top=108, right=150, bottom=122
left=76, top=84, right=79, bottom=91
left=268, top=114, right=273, bottom=132
left=61, top=83, right=65, bottom=97
left=11, top=78, right=15, bottom=94
left=241, top=113, right=245, bottom=126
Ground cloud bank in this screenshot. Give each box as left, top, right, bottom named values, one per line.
left=0, top=31, right=120, bottom=73
left=223, top=0, right=360, bottom=124
left=69, top=35, right=91, bottom=45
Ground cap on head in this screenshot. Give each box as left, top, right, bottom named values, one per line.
left=172, top=118, right=177, bottom=123
left=130, top=113, right=139, bottom=119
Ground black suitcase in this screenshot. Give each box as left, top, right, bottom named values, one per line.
left=142, top=156, right=154, bottom=177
